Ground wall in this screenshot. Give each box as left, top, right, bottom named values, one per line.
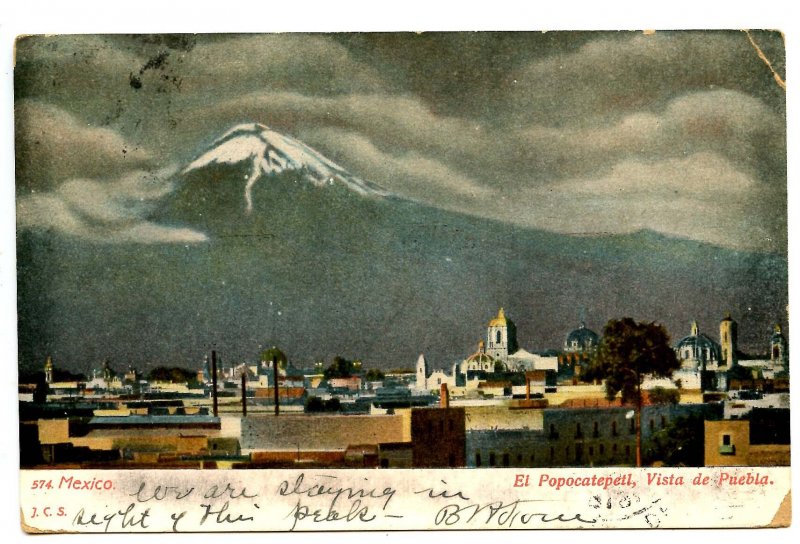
left=704, top=420, right=750, bottom=466
left=240, top=414, right=405, bottom=452
left=411, top=407, right=466, bottom=467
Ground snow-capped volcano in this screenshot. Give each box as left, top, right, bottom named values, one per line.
left=182, top=123, right=389, bottom=212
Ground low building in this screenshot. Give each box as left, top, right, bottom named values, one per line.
left=239, top=413, right=408, bottom=455
left=467, top=403, right=722, bottom=468
left=410, top=407, right=466, bottom=468
left=378, top=442, right=413, bottom=468
left=704, top=410, right=790, bottom=467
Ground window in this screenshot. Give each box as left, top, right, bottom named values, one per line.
left=629, top=418, right=635, bottom=434
left=489, top=452, right=496, bottom=466
left=549, top=423, right=559, bottom=439
left=599, top=444, right=605, bottom=455
left=530, top=453, right=535, bottom=465
left=576, top=423, right=583, bottom=439
left=649, top=419, right=655, bottom=432
left=660, top=415, right=666, bottom=428
left=588, top=446, right=594, bottom=456
left=593, top=421, right=599, bottom=438
left=611, top=421, right=618, bottom=436
left=475, top=453, right=482, bottom=467
left=719, top=434, right=735, bottom=455
left=625, top=445, right=631, bottom=459
left=549, top=446, right=554, bottom=461
left=502, top=453, right=510, bottom=467
left=516, top=453, right=522, bottom=464
left=496, top=330, right=502, bottom=344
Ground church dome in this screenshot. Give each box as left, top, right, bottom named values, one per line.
left=465, top=340, right=494, bottom=365
left=466, top=352, right=495, bottom=364
left=488, top=307, right=510, bottom=327
left=676, top=333, right=719, bottom=352
left=565, top=322, right=599, bottom=352
left=675, top=323, right=720, bottom=365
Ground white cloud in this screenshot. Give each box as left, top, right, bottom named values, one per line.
left=16, top=101, right=153, bottom=190
left=17, top=167, right=208, bottom=244
left=301, top=127, right=491, bottom=200
left=507, top=152, right=776, bottom=251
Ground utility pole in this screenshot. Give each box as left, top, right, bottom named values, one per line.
left=636, top=367, right=642, bottom=468
left=241, top=371, right=247, bottom=417
left=211, top=350, right=219, bottom=417
left=273, top=355, right=280, bottom=416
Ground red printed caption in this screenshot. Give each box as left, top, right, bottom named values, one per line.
left=512, top=470, right=774, bottom=489
left=31, top=476, right=115, bottom=491
left=29, top=476, right=115, bottom=521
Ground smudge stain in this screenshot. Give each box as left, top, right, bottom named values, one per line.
left=129, top=51, right=170, bottom=91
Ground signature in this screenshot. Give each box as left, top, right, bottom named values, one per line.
left=433, top=499, right=597, bottom=528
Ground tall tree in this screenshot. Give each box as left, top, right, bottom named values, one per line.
left=590, top=318, right=679, bottom=466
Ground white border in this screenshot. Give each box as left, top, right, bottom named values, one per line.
left=1, top=1, right=796, bottom=542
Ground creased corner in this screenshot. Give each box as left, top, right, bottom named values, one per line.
left=767, top=491, right=791, bottom=527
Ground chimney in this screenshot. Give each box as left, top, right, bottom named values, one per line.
left=211, top=350, right=219, bottom=417
left=525, top=372, right=531, bottom=401
left=440, top=383, right=449, bottom=409
left=241, top=371, right=247, bottom=417
left=273, top=355, right=280, bottom=416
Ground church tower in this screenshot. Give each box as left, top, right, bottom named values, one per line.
left=486, top=308, right=518, bottom=361
left=771, top=323, right=788, bottom=369
left=44, top=356, right=53, bottom=384
left=719, top=313, right=738, bottom=367
left=416, top=354, right=428, bottom=390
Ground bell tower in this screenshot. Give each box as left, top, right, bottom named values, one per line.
left=771, top=323, right=788, bottom=369
left=416, top=354, right=428, bottom=390
left=44, top=356, right=53, bottom=384
left=719, top=313, right=738, bottom=367
left=486, top=308, right=518, bottom=361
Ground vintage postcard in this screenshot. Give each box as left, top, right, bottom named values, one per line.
left=14, top=31, right=789, bottom=532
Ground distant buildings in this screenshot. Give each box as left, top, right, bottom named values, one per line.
left=674, top=314, right=789, bottom=393
left=558, top=322, right=600, bottom=383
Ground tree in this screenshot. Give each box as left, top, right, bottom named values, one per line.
left=147, top=366, right=196, bottom=383
left=644, top=414, right=705, bottom=467
left=324, top=356, right=354, bottom=379
left=590, top=318, right=680, bottom=466
left=304, top=396, right=341, bottom=412
left=260, top=347, right=287, bottom=369
left=648, top=386, right=680, bottom=405
left=365, top=368, right=385, bottom=381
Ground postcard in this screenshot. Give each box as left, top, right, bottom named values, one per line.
left=14, top=30, right=789, bottom=532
